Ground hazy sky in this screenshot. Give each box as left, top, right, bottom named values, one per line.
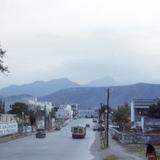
left=1, top=0, right=160, bottom=88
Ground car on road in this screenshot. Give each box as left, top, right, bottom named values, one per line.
left=93, top=124, right=105, bottom=131
left=36, top=128, right=46, bottom=138
left=71, top=125, right=86, bottom=138
left=92, top=118, right=98, bottom=123
left=86, top=124, right=90, bottom=127
left=55, top=125, right=61, bottom=131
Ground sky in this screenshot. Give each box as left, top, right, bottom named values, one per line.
left=1, top=0, right=160, bottom=88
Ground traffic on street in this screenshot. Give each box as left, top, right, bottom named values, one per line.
left=0, top=119, right=96, bottom=160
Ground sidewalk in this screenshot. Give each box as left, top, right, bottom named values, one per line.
left=0, top=132, right=35, bottom=144
left=91, top=132, right=146, bottom=160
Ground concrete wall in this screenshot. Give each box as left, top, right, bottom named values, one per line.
left=110, top=128, right=160, bottom=144
left=0, top=123, right=18, bottom=137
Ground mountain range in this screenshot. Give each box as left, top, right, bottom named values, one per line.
left=0, top=78, right=80, bottom=97
left=39, top=83, right=160, bottom=108
left=1, top=77, right=160, bottom=110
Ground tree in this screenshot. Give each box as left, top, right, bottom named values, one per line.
left=0, top=99, right=5, bottom=113
left=112, top=104, right=130, bottom=131
left=8, top=102, right=29, bottom=118
left=0, top=45, right=9, bottom=73
left=148, top=101, right=160, bottom=118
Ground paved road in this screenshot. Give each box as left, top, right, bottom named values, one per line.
left=0, top=119, right=95, bottom=160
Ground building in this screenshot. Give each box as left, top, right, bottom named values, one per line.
left=0, top=114, right=17, bottom=123
left=56, top=105, right=73, bottom=119
left=79, top=109, right=97, bottom=118
left=131, top=98, right=160, bottom=132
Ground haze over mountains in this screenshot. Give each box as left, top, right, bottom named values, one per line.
left=87, top=76, right=117, bottom=87
left=1, top=77, right=160, bottom=110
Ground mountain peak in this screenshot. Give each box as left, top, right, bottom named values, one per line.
left=0, top=78, right=80, bottom=97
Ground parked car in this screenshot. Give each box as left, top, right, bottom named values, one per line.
left=36, top=129, right=46, bottom=138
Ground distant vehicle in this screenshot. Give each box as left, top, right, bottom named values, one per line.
left=92, top=118, right=98, bottom=123
left=71, top=125, right=86, bottom=138
left=55, top=125, right=61, bottom=131
left=93, top=124, right=105, bottom=131
left=36, top=129, right=46, bottom=138
left=86, top=124, right=90, bottom=127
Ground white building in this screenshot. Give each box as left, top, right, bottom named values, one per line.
left=79, top=109, right=97, bottom=118
left=56, top=105, right=73, bottom=119
left=131, top=98, right=160, bottom=131
left=0, top=114, right=17, bottom=123
left=28, top=98, right=53, bottom=112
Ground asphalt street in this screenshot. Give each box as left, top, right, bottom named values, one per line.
left=0, top=119, right=96, bottom=160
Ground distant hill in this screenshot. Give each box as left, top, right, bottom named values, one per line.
left=87, top=76, right=117, bottom=87
left=40, top=83, right=160, bottom=108
left=0, top=78, right=80, bottom=97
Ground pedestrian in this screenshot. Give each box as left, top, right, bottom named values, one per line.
left=146, top=143, right=157, bottom=160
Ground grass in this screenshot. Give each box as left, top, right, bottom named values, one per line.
left=104, top=155, right=118, bottom=160
left=124, top=144, right=160, bottom=159
left=124, top=144, right=145, bottom=154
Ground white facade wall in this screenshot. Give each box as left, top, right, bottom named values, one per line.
left=56, top=105, right=73, bottom=119
left=0, top=123, right=18, bottom=137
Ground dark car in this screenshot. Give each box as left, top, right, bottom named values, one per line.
left=92, top=118, right=98, bottom=123
left=55, top=126, right=61, bottom=131
left=93, top=124, right=105, bottom=131
left=86, top=124, right=90, bottom=127
left=36, top=129, right=46, bottom=138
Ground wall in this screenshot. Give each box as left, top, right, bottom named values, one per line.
left=0, top=123, right=18, bottom=137
left=110, top=128, right=160, bottom=144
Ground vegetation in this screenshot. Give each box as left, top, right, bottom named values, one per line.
left=124, top=144, right=160, bottom=159
left=8, top=102, right=29, bottom=118
left=112, top=104, right=130, bottom=131
left=0, top=45, right=9, bottom=73
left=0, top=99, right=5, bottom=113
left=104, top=155, right=118, bottom=160
left=148, top=101, right=160, bottom=118
left=8, top=102, right=36, bottom=125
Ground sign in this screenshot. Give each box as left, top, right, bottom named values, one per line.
left=0, top=123, right=18, bottom=136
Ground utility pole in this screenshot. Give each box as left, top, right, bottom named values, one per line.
left=44, top=105, right=46, bottom=130
left=105, top=88, right=110, bottom=147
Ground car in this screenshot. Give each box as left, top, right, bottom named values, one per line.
left=92, top=118, right=98, bottom=123
left=36, top=128, right=46, bottom=138
left=55, top=126, right=61, bottom=131
left=93, top=124, right=105, bottom=131
left=86, top=124, right=90, bottom=127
